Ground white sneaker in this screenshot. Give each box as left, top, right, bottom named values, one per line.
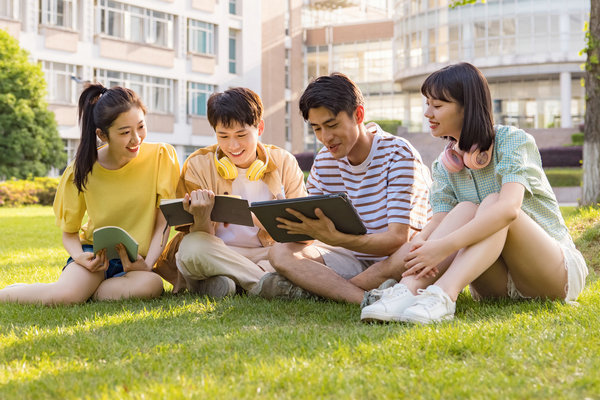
left=400, top=285, right=456, bottom=324
left=360, top=283, right=416, bottom=322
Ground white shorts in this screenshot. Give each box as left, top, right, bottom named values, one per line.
left=471, top=236, right=588, bottom=302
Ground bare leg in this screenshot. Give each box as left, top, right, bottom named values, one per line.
left=268, top=243, right=365, bottom=303
left=0, top=263, right=104, bottom=305
left=93, top=271, right=164, bottom=301
left=435, top=194, right=567, bottom=301
left=399, top=201, right=479, bottom=294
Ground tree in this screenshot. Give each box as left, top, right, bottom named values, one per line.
left=582, top=1, right=600, bottom=205
left=0, top=29, right=66, bottom=179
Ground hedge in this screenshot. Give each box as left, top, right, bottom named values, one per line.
left=539, top=146, right=582, bottom=168
left=0, top=177, right=59, bottom=207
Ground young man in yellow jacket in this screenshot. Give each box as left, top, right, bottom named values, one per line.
left=154, top=87, right=308, bottom=297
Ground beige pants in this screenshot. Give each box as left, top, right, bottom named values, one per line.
left=176, top=231, right=275, bottom=292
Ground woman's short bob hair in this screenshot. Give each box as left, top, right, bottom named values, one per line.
left=421, top=62, right=494, bottom=152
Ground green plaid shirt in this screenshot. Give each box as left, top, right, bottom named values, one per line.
left=430, top=124, right=571, bottom=242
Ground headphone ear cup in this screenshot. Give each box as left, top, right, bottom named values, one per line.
left=441, top=143, right=464, bottom=173
left=216, top=156, right=238, bottom=179
left=246, top=159, right=267, bottom=181
left=463, top=144, right=493, bottom=170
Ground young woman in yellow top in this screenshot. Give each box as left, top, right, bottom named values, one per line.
left=0, top=84, right=180, bottom=304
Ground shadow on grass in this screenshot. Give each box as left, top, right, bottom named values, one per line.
left=1, top=285, right=598, bottom=398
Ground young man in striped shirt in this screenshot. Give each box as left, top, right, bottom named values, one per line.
left=254, top=73, right=432, bottom=304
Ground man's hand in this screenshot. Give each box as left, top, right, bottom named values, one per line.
left=183, top=189, right=215, bottom=233
left=276, top=207, right=340, bottom=245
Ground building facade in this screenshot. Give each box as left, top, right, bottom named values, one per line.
left=395, top=0, right=589, bottom=131
left=0, top=0, right=261, bottom=165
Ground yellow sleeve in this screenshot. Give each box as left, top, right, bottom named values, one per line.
left=156, top=143, right=181, bottom=207
left=53, top=163, right=87, bottom=233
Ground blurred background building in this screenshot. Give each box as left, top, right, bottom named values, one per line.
left=0, top=0, right=591, bottom=166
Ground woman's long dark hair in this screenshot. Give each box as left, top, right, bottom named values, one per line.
left=421, top=62, right=494, bottom=152
left=74, top=84, right=146, bottom=192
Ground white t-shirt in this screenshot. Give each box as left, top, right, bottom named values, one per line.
left=215, top=168, right=272, bottom=247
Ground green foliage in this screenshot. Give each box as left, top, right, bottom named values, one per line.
left=449, top=0, right=484, bottom=9
left=544, top=168, right=583, bottom=187
left=0, top=206, right=599, bottom=399
left=0, top=177, right=59, bottom=207
left=0, top=30, right=66, bottom=179
left=571, top=132, right=584, bottom=146
left=368, top=119, right=402, bottom=135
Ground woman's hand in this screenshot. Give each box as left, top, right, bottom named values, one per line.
left=116, top=243, right=150, bottom=272
left=402, top=238, right=453, bottom=279
left=75, top=250, right=108, bottom=273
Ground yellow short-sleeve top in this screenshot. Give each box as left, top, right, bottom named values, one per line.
left=53, top=142, right=180, bottom=257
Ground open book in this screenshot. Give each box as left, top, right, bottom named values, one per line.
left=249, top=193, right=367, bottom=242
left=160, top=195, right=254, bottom=227
left=93, top=226, right=138, bottom=262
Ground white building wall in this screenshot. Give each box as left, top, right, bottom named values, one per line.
left=7, top=0, right=262, bottom=166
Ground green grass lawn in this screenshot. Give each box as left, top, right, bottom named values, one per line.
left=1, top=206, right=599, bottom=399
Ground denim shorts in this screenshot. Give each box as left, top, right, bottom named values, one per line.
left=64, top=244, right=126, bottom=279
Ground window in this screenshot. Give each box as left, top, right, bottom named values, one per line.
left=95, top=69, right=174, bottom=114
left=188, top=82, right=215, bottom=117
left=41, top=61, right=80, bottom=104
left=229, top=0, right=238, bottom=15
left=40, top=0, right=75, bottom=29
left=188, top=20, right=215, bottom=55
left=285, top=101, right=291, bottom=143
left=97, top=0, right=173, bottom=48
left=229, top=29, right=238, bottom=74
left=0, top=0, right=18, bottom=18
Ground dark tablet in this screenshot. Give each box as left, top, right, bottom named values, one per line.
left=249, top=193, right=367, bottom=242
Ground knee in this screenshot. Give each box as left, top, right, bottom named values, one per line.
left=138, top=273, right=165, bottom=299
left=177, top=232, right=217, bottom=269
left=454, top=201, right=478, bottom=215
left=268, top=243, right=299, bottom=273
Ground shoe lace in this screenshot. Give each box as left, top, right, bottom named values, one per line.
left=414, top=289, right=445, bottom=309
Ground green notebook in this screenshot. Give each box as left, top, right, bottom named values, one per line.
left=93, top=226, right=138, bottom=262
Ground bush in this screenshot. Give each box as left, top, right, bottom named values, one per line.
left=539, top=146, right=582, bottom=168
left=544, top=168, right=583, bottom=187
left=294, top=152, right=316, bottom=172
left=570, top=132, right=584, bottom=146
left=0, top=177, right=59, bottom=207
left=368, top=119, right=402, bottom=135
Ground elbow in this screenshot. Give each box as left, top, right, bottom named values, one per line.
left=503, top=206, right=520, bottom=225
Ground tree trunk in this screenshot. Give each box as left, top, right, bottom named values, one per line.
left=583, top=0, right=600, bottom=205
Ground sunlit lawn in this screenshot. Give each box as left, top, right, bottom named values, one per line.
left=0, top=205, right=599, bottom=399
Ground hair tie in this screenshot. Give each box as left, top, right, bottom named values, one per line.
left=100, top=87, right=108, bottom=95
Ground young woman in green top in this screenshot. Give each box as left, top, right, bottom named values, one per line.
left=361, top=63, right=587, bottom=324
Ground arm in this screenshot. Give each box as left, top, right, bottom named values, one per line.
left=404, top=182, right=524, bottom=276
left=277, top=207, right=409, bottom=256
left=117, top=208, right=171, bottom=272
left=62, top=231, right=107, bottom=272
left=183, top=189, right=216, bottom=235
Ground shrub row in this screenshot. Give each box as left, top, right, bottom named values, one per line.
left=0, top=177, right=59, bottom=207
left=539, top=146, right=582, bottom=168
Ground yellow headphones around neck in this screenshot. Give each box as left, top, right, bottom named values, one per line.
left=214, top=146, right=269, bottom=181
